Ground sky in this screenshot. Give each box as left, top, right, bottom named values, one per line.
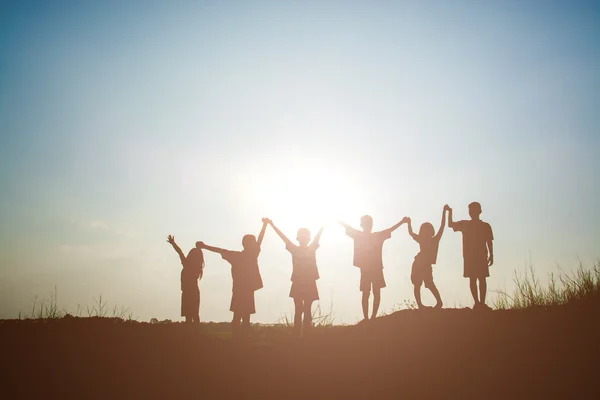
left=0, top=0, right=599, bottom=323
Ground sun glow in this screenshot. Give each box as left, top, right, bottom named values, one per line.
left=241, top=159, right=367, bottom=232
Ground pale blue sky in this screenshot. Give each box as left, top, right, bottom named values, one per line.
left=1, top=0, right=599, bottom=322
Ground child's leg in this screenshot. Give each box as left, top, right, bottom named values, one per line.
left=361, top=291, right=370, bottom=321
left=478, top=277, right=487, bottom=305
left=241, top=313, right=251, bottom=334
left=413, top=284, right=423, bottom=308
left=428, top=283, right=443, bottom=308
left=372, top=288, right=381, bottom=319
left=293, top=298, right=303, bottom=335
left=303, top=300, right=314, bottom=332
left=232, top=312, right=242, bottom=333
left=469, top=278, right=479, bottom=305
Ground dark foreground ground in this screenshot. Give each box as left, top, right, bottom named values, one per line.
left=1, top=305, right=598, bottom=399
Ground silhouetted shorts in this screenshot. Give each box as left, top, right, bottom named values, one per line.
left=230, top=289, right=256, bottom=315
left=181, top=286, right=200, bottom=317
left=360, top=267, right=386, bottom=292
left=290, top=281, right=319, bottom=302
left=464, top=260, right=489, bottom=279
left=411, top=259, right=434, bottom=289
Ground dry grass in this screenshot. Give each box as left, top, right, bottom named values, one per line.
left=494, top=261, right=600, bottom=310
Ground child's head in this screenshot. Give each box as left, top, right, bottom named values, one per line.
left=418, top=222, right=435, bottom=238
left=296, top=228, right=311, bottom=246
left=242, top=234, right=258, bottom=251
left=360, top=215, right=373, bottom=233
left=468, top=202, right=482, bottom=220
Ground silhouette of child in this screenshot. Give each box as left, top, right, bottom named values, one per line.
left=448, top=202, right=494, bottom=310
left=405, top=205, right=448, bottom=309
left=265, top=218, right=324, bottom=337
left=166, top=235, right=204, bottom=325
left=339, top=215, right=408, bottom=321
left=198, top=219, right=269, bottom=336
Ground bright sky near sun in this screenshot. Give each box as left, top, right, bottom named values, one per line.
left=1, top=0, right=599, bottom=323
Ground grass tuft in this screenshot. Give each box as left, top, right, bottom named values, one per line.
left=494, top=261, right=600, bottom=310
left=20, top=287, right=135, bottom=320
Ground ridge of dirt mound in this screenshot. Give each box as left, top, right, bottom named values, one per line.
left=1, top=307, right=597, bottom=399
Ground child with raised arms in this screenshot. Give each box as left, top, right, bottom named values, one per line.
left=448, top=202, right=494, bottom=310
left=338, top=215, right=408, bottom=322
left=198, top=219, right=269, bottom=336
left=405, top=205, right=448, bottom=309
left=265, top=218, right=324, bottom=337
left=166, top=235, right=205, bottom=325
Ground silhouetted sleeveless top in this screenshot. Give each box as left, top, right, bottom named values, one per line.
left=285, top=242, right=320, bottom=283
left=415, top=236, right=441, bottom=265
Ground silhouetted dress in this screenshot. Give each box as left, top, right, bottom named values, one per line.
left=452, top=220, right=494, bottom=278
left=181, top=248, right=203, bottom=317
left=286, top=242, right=320, bottom=301
left=411, top=236, right=441, bottom=288
left=345, top=228, right=391, bottom=291
left=221, top=248, right=263, bottom=315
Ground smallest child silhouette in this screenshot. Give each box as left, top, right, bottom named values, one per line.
left=405, top=205, right=448, bottom=309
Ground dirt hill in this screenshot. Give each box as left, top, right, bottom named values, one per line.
left=1, top=306, right=597, bottom=399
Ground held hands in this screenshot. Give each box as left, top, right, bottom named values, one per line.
left=443, top=204, right=451, bottom=212
left=196, top=241, right=205, bottom=249
left=401, top=216, right=410, bottom=224
left=262, top=218, right=272, bottom=225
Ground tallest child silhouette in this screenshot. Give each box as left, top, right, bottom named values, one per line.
left=448, top=202, right=494, bottom=310
left=339, top=215, right=408, bottom=321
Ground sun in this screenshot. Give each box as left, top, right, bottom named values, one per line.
left=243, top=159, right=367, bottom=232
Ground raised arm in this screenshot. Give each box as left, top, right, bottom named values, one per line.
left=382, top=217, right=409, bottom=235
left=167, top=235, right=186, bottom=265
left=447, top=206, right=455, bottom=229
left=434, top=206, right=448, bottom=241
left=197, top=242, right=227, bottom=255
left=267, top=219, right=293, bottom=247
left=338, top=220, right=358, bottom=236
left=257, top=218, right=269, bottom=247
left=406, top=218, right=419, bottom=241
left=337, top=220, right=352, bottom=231
left=311, top=226, right=325, bottom=246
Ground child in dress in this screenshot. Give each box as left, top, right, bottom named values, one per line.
left=265, top=218, right=324, bottom=337
left=198, top=219, right=269, bottom=335
left=166, top=235, right=204, bottom=324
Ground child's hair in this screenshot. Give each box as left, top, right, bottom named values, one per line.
left=468, top=202, right=482, bottom=219
left=469, top=202, right=482, bottom=213
left=187, top=246, right=205, bottom=270
left=242, top=234, right=258, bottom=251
left=360, top=215, right=373, bottom=230
left=418, top=222, right=435, bottom=238
left=296, top=228, right=311, bottom=244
